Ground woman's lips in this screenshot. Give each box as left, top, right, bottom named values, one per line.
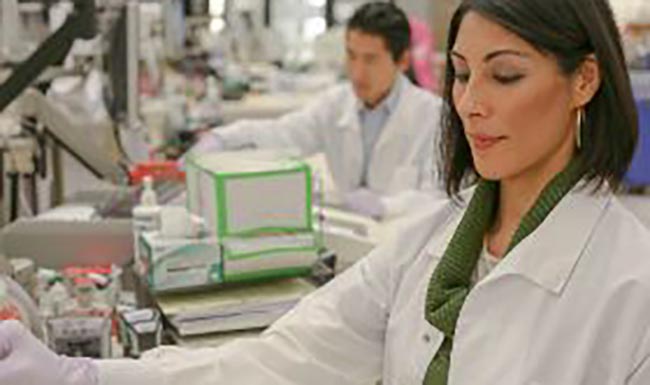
left=469, top=133, right=506, bottom=152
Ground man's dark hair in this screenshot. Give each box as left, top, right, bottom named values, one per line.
left=440, top=0, right=638, bottom=196
left=347, top=2, right=411, bottom=62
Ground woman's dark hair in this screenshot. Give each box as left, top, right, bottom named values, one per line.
left=347, top=2, right=411, bottom=62
left=441, top=0, right=638, bottom=196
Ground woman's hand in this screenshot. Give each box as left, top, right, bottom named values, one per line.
left=0, top=320, right=98, bottom=385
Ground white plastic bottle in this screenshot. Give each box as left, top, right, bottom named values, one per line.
left=132, top=176, right=161, bottom=274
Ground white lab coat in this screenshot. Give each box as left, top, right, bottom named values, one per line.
left=98, top=186, right=650, bottom=385
left=212, top=78, right=444, bottom=216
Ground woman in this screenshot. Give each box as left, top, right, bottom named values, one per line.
left=0, top=0, right=648, bottom=384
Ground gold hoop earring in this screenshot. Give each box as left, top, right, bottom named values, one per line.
left=576, top=108, right=585, bottom=150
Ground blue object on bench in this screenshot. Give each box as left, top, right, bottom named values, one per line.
left=625, top=99, right=650, bottom=187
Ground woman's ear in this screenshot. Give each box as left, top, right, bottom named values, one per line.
left=571, top=54, right=601, bottom=108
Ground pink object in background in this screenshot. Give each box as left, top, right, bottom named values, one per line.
left=409, top=17, right=438, bottom=93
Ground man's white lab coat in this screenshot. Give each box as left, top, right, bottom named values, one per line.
left=208, top=78, right=444, bottom=217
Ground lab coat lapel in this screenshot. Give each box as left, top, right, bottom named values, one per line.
left=429, top=187, right=610, bottom=294
left=476, top=188, right=611, bottom=294
left=368, top=83, right=415, bottom=190
left=332, top=99, right=364, bottom=193
left=446, top=188, right=611, bottom=384
left=426, top=189, right=472, bottom=259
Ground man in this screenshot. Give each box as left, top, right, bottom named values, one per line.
left=191, top=2, right=443, bottom=219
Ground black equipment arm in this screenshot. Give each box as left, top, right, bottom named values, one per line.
left=0, top=0, right=97, bottom=112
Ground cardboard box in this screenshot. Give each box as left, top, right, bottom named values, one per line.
left=139, top=232, right=221, bottom=292
left=186, top=152, right=313, bottom=238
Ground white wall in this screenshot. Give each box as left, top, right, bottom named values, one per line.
left=395, top=0, right=433, bottom=20
left=397, top=0, right=650, bottom=25
left=610, top=0, right=650, bottom=24
left=325, top=0, right=433, bottom=23
left=230, top=0, right=264, bottom=12
left=397, top=0, right=650, bottom=28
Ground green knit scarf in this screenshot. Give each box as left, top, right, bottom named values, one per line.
left=422, top=159, right=584, bottom=385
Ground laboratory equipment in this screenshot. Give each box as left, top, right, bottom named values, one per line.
left=119, top=308, right=162, bottom=358
left=39, top=265, right=120, bottom=358
left=15, top=88, right=129, bottom=184
left=0, top=274, right=44, bottom=340
left=8, top=258, right=37, bottom=298
left=0, top=216, right=133, bottom=270
left=106, top=1, right=141, bottom=131
left=159, top=205, right=206, bottom=239
left=0, top=0, right=132, bottom=226
left=38, top=265, right=121, bottom=318
left=47, top=316, right=112, bottom=358
left=0, top=0, right=97, bottom=113
left=155, top=277, right=316, bottom=337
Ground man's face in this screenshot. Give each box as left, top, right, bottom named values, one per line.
left=345, top=29, right=409, bottom=108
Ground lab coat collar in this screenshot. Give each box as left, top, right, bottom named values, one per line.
left=427, top=185, right=611, bottom=295
left=339, top=75, right=405, bottom=135
left=370, top=78, right=417, bottom=158
left=425, top=190, right=472, bottom=259
left=355, top=74, right=404, bottom=116
left=497, top=187, right=611, bottom=294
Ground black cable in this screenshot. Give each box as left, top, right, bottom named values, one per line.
left=0, top=0, right=97, bottom=112
left=42, top=128, right=127, bottom=181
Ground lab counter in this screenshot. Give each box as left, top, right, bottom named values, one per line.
left=0, top=180, right=404, bottom=358
left=0, top=217, right=133, bottom=270
left=317, top=206, right=401, bottom=271
left=219, top=92, right=319, bottom=124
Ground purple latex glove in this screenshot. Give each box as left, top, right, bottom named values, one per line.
left=0, top=320, right=98, bottom=385
left=343, top=188, right=386, bottom=219
left=189, top=132, right=225, bottom=155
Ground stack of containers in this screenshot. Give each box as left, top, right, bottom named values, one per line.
left=185, top=151, right=321, bottom=284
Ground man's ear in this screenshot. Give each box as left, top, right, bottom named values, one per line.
left=571, top=54, right=601, bottom=108
left=397, top=50, right=411, bottom=73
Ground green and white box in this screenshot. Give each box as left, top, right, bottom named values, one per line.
left=186, top=152, right=314, bottom=238
left=221, top=233, right=320, bottom=282
left=139, top=232, right=222, bottom=292
left=184, top=152, right=320, bottom=283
